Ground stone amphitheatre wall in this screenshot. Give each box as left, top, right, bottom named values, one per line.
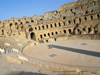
left=0, top=0, right=100, bottom=42
left=41, top=34, right=100, bottom=43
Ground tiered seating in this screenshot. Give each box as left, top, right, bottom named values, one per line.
left=0, top=35, right=29, bottom=56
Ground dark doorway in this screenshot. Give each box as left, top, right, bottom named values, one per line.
left=97, top=14, right=99, bottom=19
left=2, top=30, right=4, bottom=35
left=63, top=30, right=66, bottom=33
left=30, top=32, right=36, bottom=40
left=54, top=38, right=56, bottom=41
left=48, top=33, right=50, bottom=37
left=46, top=40, right=48, bottom=42
left=69, top=29, right=71, bottom=34
left=63, top=16, right=66, bottom=19
left=88, top=28, right=91, bottom=33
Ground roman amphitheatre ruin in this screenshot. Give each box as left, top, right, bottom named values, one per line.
left=0, top=0, right=100, bottom=75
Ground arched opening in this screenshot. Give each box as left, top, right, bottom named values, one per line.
left=73, top=28, right=76, bottom=34
left=40, top=35, right=42, bottom=39
left=20, top=22, right=23, bottom=24
left=71, top=9, right=73, bottom=12
left=46, top=40, right=48, bottom=42
left=64, top=5, right=66, bottom=8
left=38, top=26, right=40, bottom=30
left=85, top=17, right=87, bottom=20
left=74, top=12, right=76, bottom=15
left=94, top=27, right=97, bottom=34
left=88, top=28, right=91, bottom=33
left=44, top=34, right=46, bottom=37
left=31, top=20, right=34, bottom=22
left=69, top=29, right=71, bottom=34
left=54, top=38, right=56, bottom=41
left=42, top=26, right=44, bottom=30
left=30, top=32, right=36, bottom=40
left=74, top=19, right=76, bottom=24
left=52, top=32, right=54, bottom=35
left=68, top=20, right=71, bottom=24
left=50, top=15, right=52, bottom=18
left=55, top=32, right=58, bottom=35
left=29, top=28, right=33, bottom=32
left=91, top=9, right=93, bottom=13
left=48, top=33, right=50, bottom=37
left=15, top=23, right=18, bottom=29
left=2, top=30, right=4, bottom=35
left=35, top=27, right=37, bottom=30
left=63, top=30, right=66, bottom=33
left=63, top=16, right=66, bottom=19
left=21, top=26, right=23, bottom=30
left=28, top=25, right=31, bottom=28
left=85, top=11, right=88, bottom=14
left=63, top=22, right=65, bottom=26
left=97, top=14, right=99, bottom=19
left=50, top=24, right=53, bottom=28
left=46, top=25, right=48, bottom=29
left=55, top=15, right=57, bottom=18
left=94, top=25, right=98, bottom=34
left=25, top=21, right=29, bottom=24
left=83, top=28, right=85, bottom=31
left=91, top=16, right=93, bottom=20
left=59, top=22, right=61, bottom=27
left=10, top=23, right=12, bottom=27
left=77, top=29, right=81, bottom=34
left=54, top=23, right=57, bottom=27
left=79, top=18, right=81, bottom=23
left=15, top=22, right=17, bottom=25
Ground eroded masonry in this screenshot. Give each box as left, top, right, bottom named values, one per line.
left=0, top=0, right=100, bottom=42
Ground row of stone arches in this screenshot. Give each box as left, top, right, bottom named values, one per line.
left=74, top=25, right=98, bottom=35
left=39, top=25, right=98, bottom=40
left=6, top=13, right=99, bottom=36
left=39, top=29, right=73, bottom=40
left=33, top=13, right=100, bottom=32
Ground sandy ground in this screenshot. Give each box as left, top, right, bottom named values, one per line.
left=23, top=40, right=100, bottom=67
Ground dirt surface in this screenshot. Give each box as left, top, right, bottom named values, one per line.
left=23, top=40, right=100, bottom=67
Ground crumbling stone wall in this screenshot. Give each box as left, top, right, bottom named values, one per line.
left=0, top=0, right=100, bottom=42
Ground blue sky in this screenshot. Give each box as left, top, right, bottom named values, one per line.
left=0, top=0, right=78, bottom=22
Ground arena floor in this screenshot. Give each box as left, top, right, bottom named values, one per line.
left=23, top=40, right=100, bottom=67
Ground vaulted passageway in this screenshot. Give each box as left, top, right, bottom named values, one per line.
left=30, top=32, right=36, bottom=40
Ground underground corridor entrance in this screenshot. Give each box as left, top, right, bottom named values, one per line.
left=30, top=32, right=36, bottom=40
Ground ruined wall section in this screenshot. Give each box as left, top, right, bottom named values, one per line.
left=0, top=0, right=100, bottom=41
